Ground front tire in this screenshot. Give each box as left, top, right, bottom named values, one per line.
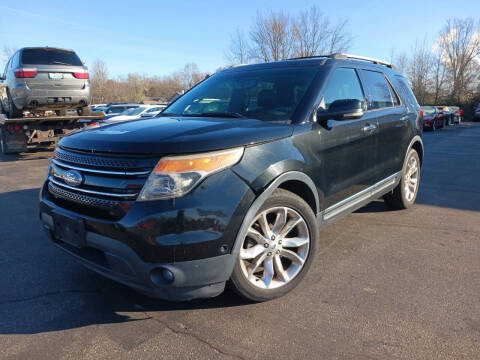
left=384, top=148, right=420, bottom=210
left=230, top=189, right=319, bottom=302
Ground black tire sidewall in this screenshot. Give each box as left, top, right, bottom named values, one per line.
left=230, top=188, right=319, bottom=302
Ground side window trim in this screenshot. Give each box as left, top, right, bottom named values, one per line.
left=358, top=69, right=402, bottom=113
left=318, top=66, right=367, bottom=111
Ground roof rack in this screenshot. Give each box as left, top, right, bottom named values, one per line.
left=327, top=53, right=395, bottom=68
left=287, top=53, right=395, bottom=68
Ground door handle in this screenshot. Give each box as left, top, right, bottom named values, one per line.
left=400, top=115, right=409, bottom=121
left=362, top=124, right=377, bottom=132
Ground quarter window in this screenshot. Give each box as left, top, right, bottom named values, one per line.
left=360, top=70, right=396, bottom=110
left=321, top=68, right=365, bottom=110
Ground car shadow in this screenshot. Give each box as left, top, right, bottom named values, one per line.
left=0, top=188, right=252, bottom=335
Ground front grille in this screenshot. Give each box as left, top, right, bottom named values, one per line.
left=48, top=147, right=159, bottom=219
left=56, top=146, right=157, bottom=171
left=48, top=182, right=118, bottom=210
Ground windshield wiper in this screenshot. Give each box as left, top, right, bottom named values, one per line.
left=187, top=112, right=247, bottom=119
left=158, top=112, right=181, bottom=117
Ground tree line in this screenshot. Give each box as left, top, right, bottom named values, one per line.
left=394, top=18, right=480, bottom=109
left=2, top=12, right=480, bottom=115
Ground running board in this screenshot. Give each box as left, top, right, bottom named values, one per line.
left=323, top=172, right=401, bottom=222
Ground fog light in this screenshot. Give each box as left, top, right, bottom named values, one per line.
left=161, top=268, right=175, bottom=283
left=150, top=267, right=175, bottom=286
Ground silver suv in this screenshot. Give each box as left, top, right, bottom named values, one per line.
left=0, top=47, right=91, bottom=117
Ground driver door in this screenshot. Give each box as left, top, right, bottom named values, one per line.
left=316, top=67, right=378, bottom=209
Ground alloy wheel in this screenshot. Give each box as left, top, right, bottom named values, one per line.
left=239, top=206, right=310, bottom=289
left=404, top=156, right=419, bottom=202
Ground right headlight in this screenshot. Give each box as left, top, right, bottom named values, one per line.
left=138, top=147, right=244, bottom=201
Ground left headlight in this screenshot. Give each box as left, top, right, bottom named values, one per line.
left=138, top=147, right=244, bottom=201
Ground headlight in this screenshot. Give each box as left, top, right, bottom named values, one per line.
left=138, top=147, right=244, bottom=201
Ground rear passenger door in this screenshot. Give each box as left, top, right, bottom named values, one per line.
left=358, top=69, right=408, bottom=181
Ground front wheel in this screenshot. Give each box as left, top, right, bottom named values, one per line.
left=230, top=189, right=319, bottom=301
left=384, top=148, right=420, bottom=209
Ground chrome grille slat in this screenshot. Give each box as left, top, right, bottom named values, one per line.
left=49, top=177, right=138, bottom=199
left=48, top=182, right=118, bottom=209
left=52, top=158, right=151, bottom=176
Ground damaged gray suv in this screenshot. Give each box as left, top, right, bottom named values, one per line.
left=0, top=47, right=91, bottom=117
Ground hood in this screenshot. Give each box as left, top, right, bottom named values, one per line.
left=60, top=116, right=293, bottom=155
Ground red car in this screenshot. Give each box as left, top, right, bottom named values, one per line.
left=421, top=106, right=446, bottom=131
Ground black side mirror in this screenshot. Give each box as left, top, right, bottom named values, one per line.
left=317, top=99, right=364, bottom=125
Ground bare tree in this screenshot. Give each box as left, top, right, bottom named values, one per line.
left=1, top=46, right=17, bottom=69
left=327, top=19, right=352, bottom=54
left=436, top=18, right=480, bottom=103
left=430, top=47, right=447, bottom=105
left=225, top=28, right=250, bottom=64
left=394, top=52, right=409, bottom=73
left=177, top=63, right=205, bottom=90
left=249, top=10, right=295, bottom=62
left=406, top=39, right=434, bottom=104
left=90, top=59, right=109, bottom=104
left=292, top=5, right=330, bottom=57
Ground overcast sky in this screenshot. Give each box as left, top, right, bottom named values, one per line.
left=0, top=0, right=477, bottom=77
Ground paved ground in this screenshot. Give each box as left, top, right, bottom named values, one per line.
left=1, top=123, right=479, bottom=359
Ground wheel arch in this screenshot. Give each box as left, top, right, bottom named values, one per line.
left=231, top=171, right=320, bottom=256
left=408, top=135, right=424, bottom=165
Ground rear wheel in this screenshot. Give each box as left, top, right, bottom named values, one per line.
left=384, top=148, right=420, bottom=210
left=230, top=189, right=319, bottom=302
left=7, top=90, right=23, bottom=118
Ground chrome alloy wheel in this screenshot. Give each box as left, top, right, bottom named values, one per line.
left=404, top=155, right=419, bottom=202
left=239, top=206, right=310, bottom=289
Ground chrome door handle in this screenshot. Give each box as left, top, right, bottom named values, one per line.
left=362, top=124, right=377, bottom=132
left=400, top=115, right=409, bottom=121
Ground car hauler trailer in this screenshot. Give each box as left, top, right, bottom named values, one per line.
left=0, top=113, right=105, bottom=154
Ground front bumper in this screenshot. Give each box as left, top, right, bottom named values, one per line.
left=39, top=170, right=255, bottom=300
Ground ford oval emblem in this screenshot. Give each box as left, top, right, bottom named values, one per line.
left=63, top=170, right=84, bottom=187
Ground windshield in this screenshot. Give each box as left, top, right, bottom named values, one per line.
left=164, top=67, right=318, bottom=121
left=22, top=48, right=83, bottom=66
left=421, top=106, right=436, bottom=115
left=122, top=107, right=147, bottom=115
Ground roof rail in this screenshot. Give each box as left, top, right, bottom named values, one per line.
left=287, top=53, right=395, bottom=68
left=326, top=53, right=395, bottom=68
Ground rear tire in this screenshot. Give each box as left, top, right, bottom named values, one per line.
left=7, top=90, right=23, bottom=118
left=230, top=188, right=319, bottom=302
left=384, top=148, right=420, bottom=210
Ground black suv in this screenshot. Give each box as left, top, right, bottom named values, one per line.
left=40, top=54, right=423, bottom=301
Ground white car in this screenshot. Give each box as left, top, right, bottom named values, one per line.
left=104, top=105, right=166, bottom=123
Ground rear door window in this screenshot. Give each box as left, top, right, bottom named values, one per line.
left=321, top=68, right=365, bottom=110
left=360, top=70, right=395, bottom=110
left=21, top=49, right=83, bottom=66
left=394, top=75, right=420, bottom=111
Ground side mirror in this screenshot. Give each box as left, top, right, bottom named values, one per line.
left=317, top=99, right=364, bottom=125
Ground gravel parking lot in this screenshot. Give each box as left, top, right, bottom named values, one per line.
left=1, top=123, right=479, bottom=359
